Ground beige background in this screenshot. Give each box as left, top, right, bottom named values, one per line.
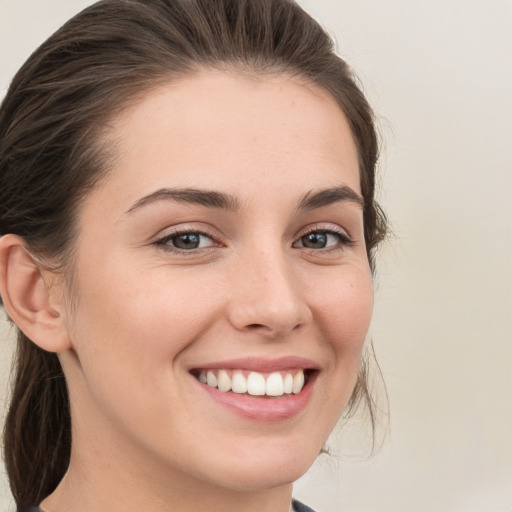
left=1, top=1, right=511, bottom=511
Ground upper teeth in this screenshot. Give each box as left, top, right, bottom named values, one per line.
left=198, top=369, right=305, bottom=396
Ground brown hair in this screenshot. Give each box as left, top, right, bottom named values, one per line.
left=0, top=0, right=387, bottom=509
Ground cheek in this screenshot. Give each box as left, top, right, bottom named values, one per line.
left=301, top=265, right=373, bottom=440
left=68, top=261, right=226, bottom=382
left=311, top=266, right=373, bottom=362
left=63, top=266, right=217, bottom=434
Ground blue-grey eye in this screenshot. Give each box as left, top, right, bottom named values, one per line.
left=301, top=232, right=328, bottom=249
left=296, top=231, right=346, bottom=249
left=168, top=233, right=213, bottom=250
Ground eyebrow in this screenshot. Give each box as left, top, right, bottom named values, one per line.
left=297, top=186, right=364, bottom=210
left=125, top=185, right=363, bottom=214
left=126, top=188, right=241, bottom=213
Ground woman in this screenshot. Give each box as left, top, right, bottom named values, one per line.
left=0, top=1, right=387, bottom=511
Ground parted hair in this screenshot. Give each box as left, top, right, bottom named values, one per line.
left=0, top=0, right=387, bottom=509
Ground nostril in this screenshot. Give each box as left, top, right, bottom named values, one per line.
left=247, top=323, right=265, bottom=329
left=245, top=323, right=292, bottom=335
left=243, top=320, right=305, bottom=336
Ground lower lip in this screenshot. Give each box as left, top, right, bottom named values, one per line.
left=196, top=373, right=318, bottom=422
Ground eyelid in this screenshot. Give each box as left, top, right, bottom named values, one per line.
left=296, top=223, right=353, bottom=241
left=154, top=222, right=221, bottom=240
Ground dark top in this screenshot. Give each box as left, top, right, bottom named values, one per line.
left=292, top=499, right=317, bottom=512
left=25, top=499, right=316, bottom=512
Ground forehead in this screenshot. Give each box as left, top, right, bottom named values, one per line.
left=94, top=70, right=360, bottom=211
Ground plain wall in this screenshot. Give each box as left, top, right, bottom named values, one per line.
left=1, top=1, right=511, bottom=511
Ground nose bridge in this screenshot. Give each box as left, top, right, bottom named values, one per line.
left=227, top=241, right=311, bottom=336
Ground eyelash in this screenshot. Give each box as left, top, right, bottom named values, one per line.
left=154, top=226, right=354, bottom=254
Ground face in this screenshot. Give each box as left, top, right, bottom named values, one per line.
left=60, top=70, right=373, bottom=494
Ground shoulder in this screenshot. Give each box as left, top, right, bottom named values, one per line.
left=292, top=498, right=317, bottom=512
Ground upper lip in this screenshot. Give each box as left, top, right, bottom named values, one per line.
left=189, top=356, right=319, bottom=373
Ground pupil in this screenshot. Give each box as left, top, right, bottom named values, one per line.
left=303, top=232, right=327, bottom=249
left=174, top=233, right=200, bottom=249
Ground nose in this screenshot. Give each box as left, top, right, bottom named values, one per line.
left=226, top=248, right=312, bottom=338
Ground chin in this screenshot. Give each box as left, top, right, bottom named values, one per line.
left=194, top=434, right=324, bottom=493
left=209, top=462, right=310, bottom=493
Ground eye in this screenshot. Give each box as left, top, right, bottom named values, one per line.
left=156, top=231, right=216, bottom=251
left=293, top=229, right=352, bottom=250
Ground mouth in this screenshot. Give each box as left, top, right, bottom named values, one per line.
left=188, top=358, right=319, bottom=421
left=190, top=368, right=316, bottom=397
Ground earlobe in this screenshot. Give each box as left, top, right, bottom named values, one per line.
left=0, top=234, right=71, bottom=353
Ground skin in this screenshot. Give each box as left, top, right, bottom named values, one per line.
left=5, top=70, right=374, bottom=512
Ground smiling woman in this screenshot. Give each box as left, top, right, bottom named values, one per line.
left=0, top=1, right=387, bottom=512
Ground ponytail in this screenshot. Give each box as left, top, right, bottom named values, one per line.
left=3, top=331, right=70, bottom=511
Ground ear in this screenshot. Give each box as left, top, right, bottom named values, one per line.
left=0, top=234, right=71, bottom=352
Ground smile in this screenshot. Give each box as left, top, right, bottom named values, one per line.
left=195, top=369, right=306, bottom=396
left=189, top=357, right=319, bottom=421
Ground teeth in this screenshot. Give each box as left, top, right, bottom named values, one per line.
left=232, top=371, right=248, bottom=394
left=199, top=369, right=306, bottom=396
left=266, top=372, right=284, bottom=396
left=247, top=372, right=266, bottom=396
left=217, top=370, right=232, bottom=392
left=284, top=373, right=293, bottom=394
left=206, top=371, right=217, bottom=388
left=292, top=370, right=305, bottom=394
